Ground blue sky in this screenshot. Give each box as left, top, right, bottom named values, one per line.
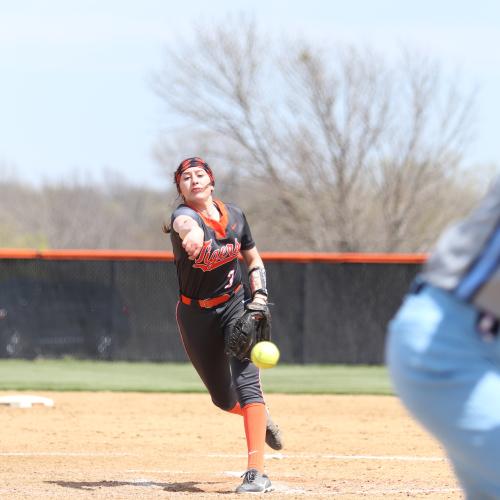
left=1, top=0, right=499, bottom=188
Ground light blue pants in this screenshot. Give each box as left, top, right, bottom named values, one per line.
left=386, top=284, right=500, bottom=500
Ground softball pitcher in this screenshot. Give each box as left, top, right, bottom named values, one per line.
left=164, top=157, right=282, bottom=494
left=386, top=176, right=500, bottom=499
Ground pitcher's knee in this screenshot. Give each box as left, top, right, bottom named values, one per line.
left=211, top=395, right=237, bottom=412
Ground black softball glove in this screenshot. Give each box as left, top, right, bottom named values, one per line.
left=225, top=302, right=272, bottom=361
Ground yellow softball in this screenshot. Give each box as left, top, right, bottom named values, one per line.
left=251, top=341, right=280, bottom=369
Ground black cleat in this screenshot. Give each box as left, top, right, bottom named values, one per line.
left=265, top=417, right=283, bottom=450
left=236, top=468, right=272, bottom=493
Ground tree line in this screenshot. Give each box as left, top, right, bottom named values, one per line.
left=0, top=172, right=168, bottom=250
left=0, top=165, right=491, bottom=252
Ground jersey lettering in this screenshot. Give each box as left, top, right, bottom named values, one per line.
left=193, top=238, right=241, bottom=272
left=171, top=202, right=255, bottom=297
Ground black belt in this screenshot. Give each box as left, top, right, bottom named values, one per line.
left=409, top=277, right=427, bottom=295
left=477, top=313, right=499, bottom=338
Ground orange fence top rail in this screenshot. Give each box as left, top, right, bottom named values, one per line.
left=0, top=249, right=428, bottom=264
left=0, top=249, right=173, bottom=261
left=258, top=252, right=428, bottom=264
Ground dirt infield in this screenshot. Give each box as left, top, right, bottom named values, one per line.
left=0, top=392, right=462, bottom=499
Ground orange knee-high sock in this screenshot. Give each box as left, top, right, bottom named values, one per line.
left=227, top=402, right=244, bottom=416
left=242, top=402, right=267, bottom=472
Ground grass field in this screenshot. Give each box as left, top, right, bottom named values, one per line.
left=0, top=359, right=393, bottom=394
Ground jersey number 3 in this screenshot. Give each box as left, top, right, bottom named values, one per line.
left=225, top=270, right=235, bottom=289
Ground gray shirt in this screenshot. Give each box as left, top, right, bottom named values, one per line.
left=421, top=177, right=500, bottom=316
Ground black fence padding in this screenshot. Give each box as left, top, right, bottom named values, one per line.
left=112, top=260, right=184, bottom=361
left=302, top=263, right=419, bottom=363
left=0, top=258, right=420, bottom=364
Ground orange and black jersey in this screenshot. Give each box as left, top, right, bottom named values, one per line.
left=170, top=200, right=255, bottom=299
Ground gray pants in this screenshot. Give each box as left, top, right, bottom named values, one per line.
left=176, top=287, right=264, bottom=410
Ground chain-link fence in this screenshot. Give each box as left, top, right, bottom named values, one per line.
left=0, top=252, right=422, bottom=364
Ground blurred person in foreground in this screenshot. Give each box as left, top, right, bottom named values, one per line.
left=163, top=157, right=282, bottom=494
left=386, top=177, right=500, bottom=499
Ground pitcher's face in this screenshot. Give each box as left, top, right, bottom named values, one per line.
left=178, top=166, right=214, bottom=204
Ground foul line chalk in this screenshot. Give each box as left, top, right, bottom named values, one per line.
left=0, top=451, right=446, bottom=462
left=206, top=452, right=447, bottom=462
left=0, top=452, right=132, bottom=457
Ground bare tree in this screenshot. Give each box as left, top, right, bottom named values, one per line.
left=0, top=167, right=46, bottom=247
left=0, top=171, right=170, bottom=250
left=154, top=17, right=479, bottom=251
left=39, top=180, right=169, bottom=250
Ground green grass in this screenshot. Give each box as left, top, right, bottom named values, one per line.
left=0, top=359, right=394, bottom=395
left=260, top=364, right=393, bottom=395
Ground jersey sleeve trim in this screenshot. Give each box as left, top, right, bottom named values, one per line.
left=171, top=205, right=203, bottom=227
